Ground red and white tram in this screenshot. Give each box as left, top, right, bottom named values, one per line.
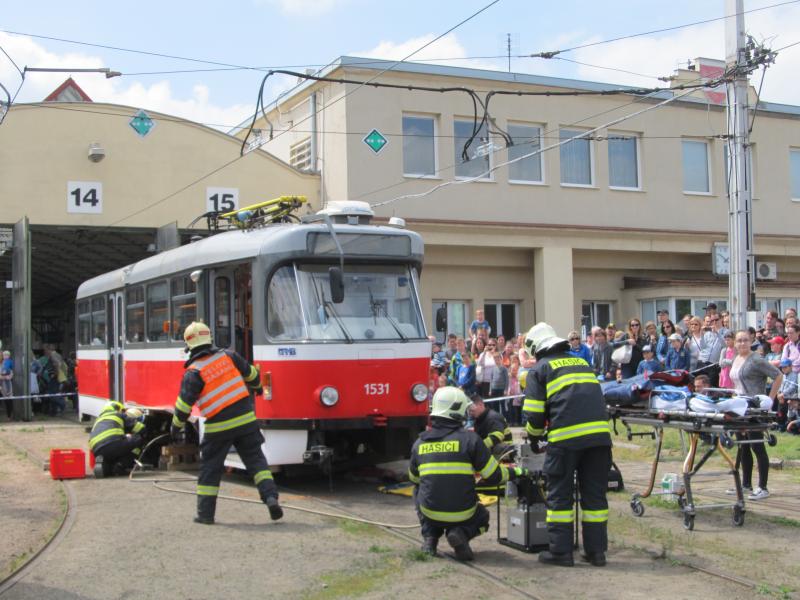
left=76, top=200, right=430, bottom=467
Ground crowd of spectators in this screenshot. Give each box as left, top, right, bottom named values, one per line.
left=0, top=344, right=76, bottom=421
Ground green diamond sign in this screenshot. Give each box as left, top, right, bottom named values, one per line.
left=129, top=110, right=155, bottom=137
left=363, top=129, right=388, bottom=154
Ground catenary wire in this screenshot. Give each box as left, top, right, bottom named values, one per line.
left=108, top=0, right=502, bottom=225
left=0, top=43, right=23, bottom=78
left=528, top=0, right=800, bottom=58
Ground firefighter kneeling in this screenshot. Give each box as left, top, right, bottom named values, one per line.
left=409, top=386, right=527, bottom=561
left=523, top=322, right=611, bottom=567
left=89, top=402, right=146, bottom=477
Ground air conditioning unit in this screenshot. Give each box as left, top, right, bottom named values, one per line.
left=756, top=262, right=778, bottom=280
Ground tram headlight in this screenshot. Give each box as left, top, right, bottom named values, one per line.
left=319, top=386, right=340, bottom=407
left=411, top=383, right=429, bottom=403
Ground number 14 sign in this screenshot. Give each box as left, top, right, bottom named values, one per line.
left=67, top=181, right=103, bottom=214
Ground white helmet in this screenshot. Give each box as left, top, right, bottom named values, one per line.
left=430, top=386, right=470, bottom=422
left=524, top=322, right=566, bottom=357
left=184, top=321, right=212, bottom=350
left=125, top=407, right=143, bottom=420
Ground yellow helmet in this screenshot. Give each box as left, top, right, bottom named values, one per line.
left=101, top=401, right=124, bottom=414
left=518, top=369, right=528, bottom=392
left=184, top=321, right=212, bottom=350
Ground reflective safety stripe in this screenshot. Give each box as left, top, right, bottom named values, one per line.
left=418, top=462, right=474, bottom=477
left=408, top=470, right=420, bottom=484
left=526, top=422, right=545, bottom=436
left=132, top=421, right=144, bottom=434
left=479, top=456, right=499, bottom=480
left=546, top=372, right=600, bottom=398
left=172, top=414, right=185, bottom=428
left=547, top=420, right=611, bottom=444
left=546, top=509, right=575, bottom=523
left=581, top=509, right=609, bottom=523
left=522, top=398, right=545, bottom=413
left=196, top=485, right=219, bottom=496
left=132, top=447, right=141, bottom=456
left=98, top=414, right=124, bottom=426
left=244, top=365, right=259, bottom=383
left=254, top=470, right=273, bottom=485
left=89, top=427, right=124, bottom=449
left=193, top=351, right=250, bottom=419
left=203, top=411, right=257, bottom=434
left=175, top=396, right=192, bottom=413
left=419, top=503, right=477, bottom=523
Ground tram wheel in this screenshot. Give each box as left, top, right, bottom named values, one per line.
left=631, top=499, right=645, bottom=517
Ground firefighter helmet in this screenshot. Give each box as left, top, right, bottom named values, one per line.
left=125, top=407, right=143, bottom=421
left=429, top=386, right=469, bottom=422
left=524, top=322, right=566, bottom=357
left=183, top=321, right=212, bottom=350
left=100, top=401, right=124, bottom=414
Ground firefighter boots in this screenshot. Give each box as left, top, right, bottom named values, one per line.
left=421, top=537, right=439, bottom=557
left=538, top=550, right=574, bottom=567
left=196, top=495, right=216, bottom=525
left=266, top=496, right=283, bottom=521
left=446, top=528, right=474, bottom=561
left=581, top=552, right=607, bottom=567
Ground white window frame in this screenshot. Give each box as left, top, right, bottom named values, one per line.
left=582, top=301, right=613, bottom=331
left=607, top=131, right=642, bottom=191
left=559, top=127, right=595, bottom=188
left=682, top=138, right=712, bottom=196
left=507, top=121, right=545, bottom=186
left=453, top=117, right=493, bottom=182
left=790, top=148, right=800, bottom=202
left=402, top=113, right=439, bottom=179
left=432, top=300, right=470, bottom=342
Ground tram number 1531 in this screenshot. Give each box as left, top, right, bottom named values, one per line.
left=364, top=383, right=390, bottom=395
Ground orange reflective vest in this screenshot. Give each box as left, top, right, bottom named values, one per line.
left=191, top=351, right=250, bottom=418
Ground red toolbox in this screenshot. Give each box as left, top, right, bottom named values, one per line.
left=49, top=449, right=86, bottom=480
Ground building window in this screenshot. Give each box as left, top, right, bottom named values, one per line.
left=432, top=300, right=469, bottom=342
left=454, top=119, right=491, bottom=180
left=507, top=123, right=542, bottom=183
left=289, top=138, right=312, bottom=171
left=682, top=140, right=710, bottom=194
left=791, top=149, right=800, bottom=200
left=402, top=115, right=436, bottom=177
left=484, top=302, right=519, bottom=341
left=581, top=302, right=613, bottom=331
left=608, top=134, right=639, bottom=189
left=560, top=129, right=593, bottom=186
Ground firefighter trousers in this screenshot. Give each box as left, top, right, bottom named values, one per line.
left=543, top=445, right=610, bottom=555
left=417, top=502, right=490, bottom=541
left=196, top=426, right=278, bottom=519
left=95, top=435, right=143, bottom=476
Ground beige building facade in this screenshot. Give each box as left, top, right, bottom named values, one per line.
left=245, top=56, right=800, bottom=340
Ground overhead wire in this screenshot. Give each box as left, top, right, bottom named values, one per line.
left=107, top=0, right=503, bottom=225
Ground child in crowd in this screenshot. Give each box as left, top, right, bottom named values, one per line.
left=470, top=309, right=491, bottom=338
left=665, top=333, right=691, bottom=371
left=636, top=345, right=662, bottom=377
left=430, top=341, right=447, bottom=372
left=456, top=352, right=477, bottom=397
left=490, top=351, right=509, bottom=418
left=507, top=355, right=522, bottom=425
left=718, top=331, right=736, bottom=388
left=776, top=358, right=798, bottom=430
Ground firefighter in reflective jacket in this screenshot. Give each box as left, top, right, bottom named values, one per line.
left=89, top=402, right=146, bottom=477
left=409, top=386, right=527, bottom=560
left=523, top=322, right=611, bottom=567
left=171, top=322, right=282, bottom=525
left=468, top=396, right=514, bottom=495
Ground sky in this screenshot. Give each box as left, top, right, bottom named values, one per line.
left=1, top=0, right=799, bottom=133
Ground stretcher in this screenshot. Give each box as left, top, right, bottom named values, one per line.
left=606, top=376, right=778, bottom=530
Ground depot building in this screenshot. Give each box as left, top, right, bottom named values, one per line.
left=2, top=59, right=800, bottom=354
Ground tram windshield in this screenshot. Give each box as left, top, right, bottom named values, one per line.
left=267, top=263, right=425, bottom=342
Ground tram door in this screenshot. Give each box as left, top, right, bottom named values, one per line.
left=210, top=265, right=253, bottom=362
left=107, top=291, right=124, bottom=401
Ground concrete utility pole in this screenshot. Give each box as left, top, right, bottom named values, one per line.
left=725, top=0, right=756, bottom=331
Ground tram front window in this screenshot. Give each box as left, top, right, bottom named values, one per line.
left=267, top=264, right=425, bottom=341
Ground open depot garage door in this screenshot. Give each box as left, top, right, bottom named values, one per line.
left=0, top=225, right=160, bottom=345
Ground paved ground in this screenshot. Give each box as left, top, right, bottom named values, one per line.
left=0, top=420, right=797, bottom=600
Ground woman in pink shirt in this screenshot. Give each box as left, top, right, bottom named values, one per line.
left=781, top=324, right=800, bottom=373
left=718, top=330, right=736, bottom=388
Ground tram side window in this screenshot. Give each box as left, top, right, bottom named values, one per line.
left=146, top=281, right=169, bottom=342
left=126, top=286, right=145, bottom=343
left=91, top=298, right=107, bottom=346
left=77, top=300, right=92, bottom=346
left=171, top=275, right=197, bottom=341
left=267, top=265, right=305, bottom=340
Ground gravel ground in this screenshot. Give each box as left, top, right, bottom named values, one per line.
left=0, top=421, right=796, bottom=600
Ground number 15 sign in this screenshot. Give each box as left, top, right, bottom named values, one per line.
left=67, top=181, right=103, bottom=214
